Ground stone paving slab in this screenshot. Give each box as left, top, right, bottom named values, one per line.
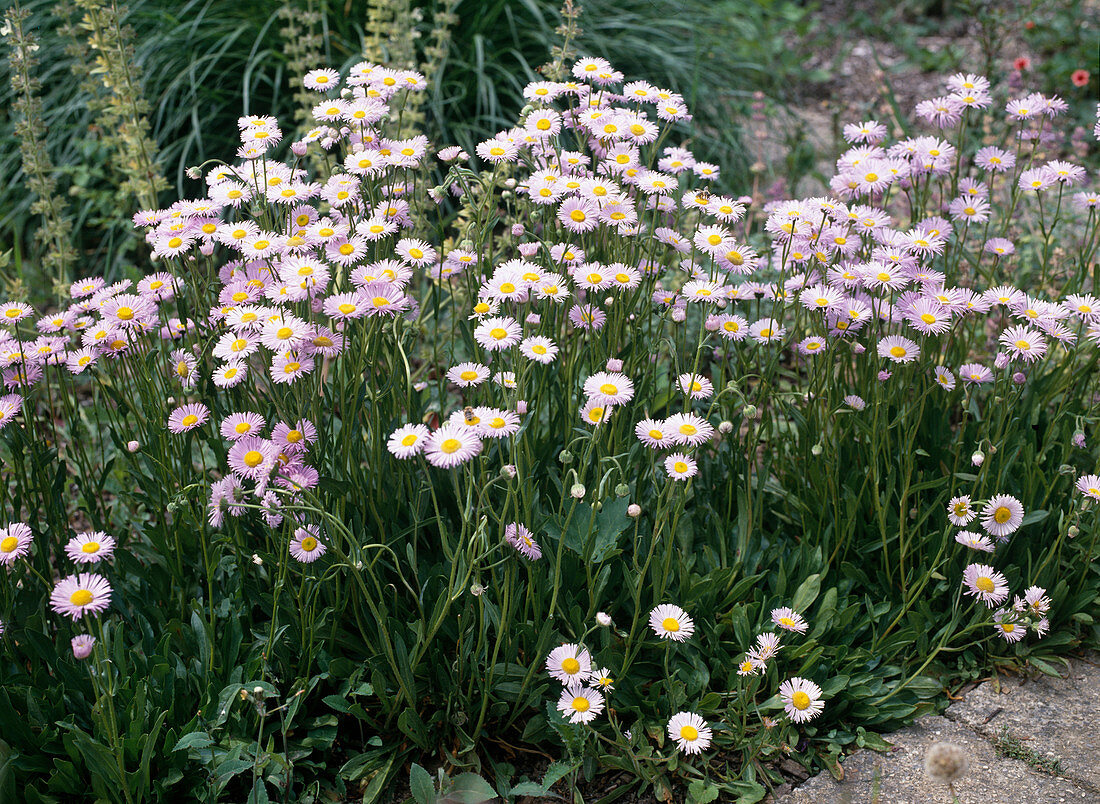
left=945, top=655, right=1100, bottom=792
left=774, top=654, right=1100, bottom=804
left=777, top=714, right=1093, bottom=804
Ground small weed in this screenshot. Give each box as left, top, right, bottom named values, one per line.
left=992, top=727, right=1063, bottom=775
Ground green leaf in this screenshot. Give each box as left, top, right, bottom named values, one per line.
left=1020, top=509, right=1048, bottom=527
left=446, top=773, right=499, bottom=803
left=410, top=763, right=435, bottom=804
left=792, top=573, right=822, bottom=612
left=172, top=732, right=213, bottom=752
left=687, top=779, right=719, bottom=803
left=246, top=778, right=270, bottom=804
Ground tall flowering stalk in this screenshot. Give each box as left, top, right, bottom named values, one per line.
left=2, top=5, right=77, bottom=289
left=72, top=0, right=167, bottom=212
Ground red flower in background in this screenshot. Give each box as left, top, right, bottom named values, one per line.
left=1071, top=69, right=1090, bottom=87
left=1013, top=56, right=1032, bottom=71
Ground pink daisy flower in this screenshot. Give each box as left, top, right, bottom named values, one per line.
left=167, top=403, right=210, bottom=434
left=220, top=412, right=266, bottom=441
left=63, top=531, right=116, bottom=564
left=290, top=526, right=326, bottom=563
left=50, top=573, right=113, bottom=620
left=0, top=523, right=33, bottom=564
left=505, top=523, right=542, bottom=560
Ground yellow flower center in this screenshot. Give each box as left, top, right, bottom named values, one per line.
left=561, top=657, right=580, bottom=674
left=532, top=344, right=547, bottom=355
left=0, top=536, right=18, bottom=552
left=82, top=542, right=100, bottom=554
left=536, top=118, right=551, bottom=130
left=680, top=725, right=699, bottom=741
left=409, top=248, right=424, bottom=260
left=181, top=414, right=198, bottom=427
left=1014, top=339, right=1030, bottom=351
left=243, top=450, right=264, bottom=468
left=570, top=210, right=587, bottom=222
left=759, top=329, right=772, bottom=339
left=600, top=383, right=618, bottom=395
left=116, top=307, right=134, bottom=320
left=338, top=303, right=356, bottom=314
left=300, top=536, right=318, bottom=552
left=975, top=576, right=995, bottom=593
left=70, top=589, right=94, bottom=606
left=889, top=346, right=906, bottom=358
left=339, top=244, right=355, bottom=256
left=1002, top=622, right=1015, bottom=633
left=993, top=506, right=1011, bottom=523
left=920, top=313, right=936, bottom=324
left=499, top=282, right=516, bottom=294
left=674, top=461, right=688, bottom=474
left=441, top=438, right=461, bottom=454
left=284, top=362, right=300, bottom=374
left=791, top=691, right=811, bottom=710
left=780, top=616, right=796, bottom=627
left=235, top=422, right=252, bottom=434
left=571, top=696, right=590, bottom=712
left=662, top=617, right=681, bottom=632
left=490, top=328, right=507, bottom=340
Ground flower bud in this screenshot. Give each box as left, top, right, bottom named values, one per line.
left=559, top=449, right=573, bottom=464
left=994, top=352, right=1010, bottom=370
left=501, top=464, right=517, bottom=479
left=1012, top=371, right=1026, bottom=385
left=596, top=612, right=613, bottom=627
left=606, top=358, right=623, bottom=372
left=1068, top=524, right=1079, bottom=538
left=470, top=582, right=485, bottom=596
left=614, top=483, right=629, bottom=497
left=71, top=635, right=96, bottom=660
left=126, top=440, right=140, bottom=453
left=718, top=421, right=733, bottom=434
left=511, top=224, right=525, bottom=236
left=971, top=450, right=985, bottom=466
left=627, top=503, right=641, bottom=517
left=291, top=140, right=308, bottom=157
left=742, top=405, right=758, bottom=419
left=516, top=400, right=528, bottom=415
left=570, top=483, right=586, bottom=499
left=811, top=443, right=823, bottom=456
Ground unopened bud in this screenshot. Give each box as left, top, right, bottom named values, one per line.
left=971, top=450, right=985, bottom=466
left=614, top=483, right=629, bottom=497
left=126, top=440, right=140, bottom=453
left=501, top=464, right=517, bottom=479
left=470, top=582, right=485, bottom=596
left=743, top=405, right=758, bottom=419
left=718, top=421, right=733, bottom=434
left=559, top=449, right=573, bottom=464
left=596, top=612, right=612, bottom=626
left=627, top=503, right=641, bottom=517
left=570, top=483, right=586, bottom=499
left=811, top=443, right=823, bottom=456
